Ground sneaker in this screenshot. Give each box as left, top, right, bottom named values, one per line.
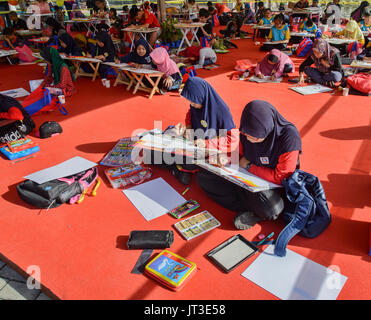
left=172, top=167, right=192, bottom=185
left=233, top=211, right=264, bottom=230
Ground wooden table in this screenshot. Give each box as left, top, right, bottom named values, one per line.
left=105, top=62, right=164, bottom=99
left=350, top=60, right=371, bottom=72
left=15, top=30, right=43, bottom=37
left=174, top=22, right=206, bottom=55
left=290, top=31, right=316, bottom=38
left=123, top=27, right=160, bottom=51
left=61, top=55, right=102, bottom=81
left=0, top=50, right=18, bottom=65
left=252, top=24, right=272, bottom=41
left=64, top=18, right=105, bottom=35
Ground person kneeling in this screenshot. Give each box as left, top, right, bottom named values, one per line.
left=255, top=49, right=294, bottom=79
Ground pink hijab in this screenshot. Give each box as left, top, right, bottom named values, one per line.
left=150, top=47, right=179, bottom=77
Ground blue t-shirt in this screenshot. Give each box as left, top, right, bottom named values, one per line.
left=359, top=20, right=371, bottom=32
left=302, top=21, right=317, bottom=33
left=261, top=17, right=274, bottom=25
left=271, top=24, right=289, bottom=41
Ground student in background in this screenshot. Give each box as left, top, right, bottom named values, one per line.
left=335, top=19, right=365, bottom=45
left=149, top=47, right=182, bottom=93
left=258, top=8, right=274, bottom=38
left=255, top=1, right=266, bottom=23
left=294, top=0, right=309, bottom=9
left=0, top=16, right=5, bottom=33
left=59, top=32, right=83, bottom=56
left=197, top=39, right=217, bottom=67
left=45, top=17, right=66, bottom=37
left=9, top=11, right=28, bottom=30
left=260, top=14, right=290, bottom=51
left=88, top=31, right=116, bottom=78
left=298, top=38, right=343, bottom=87
left=359, top=10, right=371, bottom=33
left=351, top=1, right=369, bottom=22
left=54, top=6, right=65, bottom=27
left=258, top=8, right=274, bottom=25
left=2, top=27, right=21, bottom=50
left=255, top=49, right=295, bottom=79
left=300, top=17, right=317, bottom=33
left=322, top=0, right=341, bottom=25
left=196, top=9, right=213, bottom=40
left=207, top=1, right=216, bottom=15
left=220, top=17, right=241, bottom=38
left=92, top=0, right=110, bottom=28
left=36, top=0, right=52, bottom=14
left=129, top=7, right=161, bottom=48
left=40, top=47, right=76, bottom=96
left=197, top=100, right=301, bottom=230
left=122, top=5, right=130, bottom=24
left=186, top=0, right=199, bottom=20
left=172, top=77, right=237, bottom=184
left=117, top=38, right=152, bottom=68
left=235, top=0, right=243, bottom=12
left=109, top=7, right=119, bottom=24
left=243, top=2, right=256, bottom=24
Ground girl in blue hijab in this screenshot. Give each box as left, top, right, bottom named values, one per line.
left=170, top=77, right=237, bottom=184
left=118, top=38, right=152, bottom=67
left=197, top=100, right=302, bottom=230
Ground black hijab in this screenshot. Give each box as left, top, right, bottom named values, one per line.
left=95, top=31, right=116, bottom=62
left=59, top=33, right=82, bottom=56
left=239, top=100, right=301, bottom=168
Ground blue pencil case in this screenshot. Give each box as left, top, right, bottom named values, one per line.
left=0, top=146, right=39, bottom=160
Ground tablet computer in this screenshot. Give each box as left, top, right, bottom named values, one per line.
left=207, top=234, right=258, bottom=273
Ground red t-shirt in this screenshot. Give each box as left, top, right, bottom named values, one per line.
left=142, top=10, right=160, bottom=28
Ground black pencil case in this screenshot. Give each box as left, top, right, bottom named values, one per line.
left=127, top=230, right=174, bottom=249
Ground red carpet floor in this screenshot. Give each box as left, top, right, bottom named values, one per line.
left=0, top=33, right=370, bottom=300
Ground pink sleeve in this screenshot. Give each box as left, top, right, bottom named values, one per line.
left=255, top=63, right=261, bottom=75
left=248, top=150, right=300, bottom=185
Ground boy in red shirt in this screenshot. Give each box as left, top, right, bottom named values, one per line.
left=129, top=7, right=161, bottom=48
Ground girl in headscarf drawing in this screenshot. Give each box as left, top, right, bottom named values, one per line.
left=197, top=100, right=302, bottom=230
left=298, top=38, right=343, bottom=87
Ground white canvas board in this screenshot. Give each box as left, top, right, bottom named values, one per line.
left=241, top=245, right=348, bottom=300
left=123, top=177, right=186, bottom=221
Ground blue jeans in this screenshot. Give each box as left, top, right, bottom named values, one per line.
left=304, top=67, right=342, bottom=85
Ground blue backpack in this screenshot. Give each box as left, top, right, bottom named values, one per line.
left=296, top=38, right=313, bottom=57
left=274, top=170, right=332, bottom=257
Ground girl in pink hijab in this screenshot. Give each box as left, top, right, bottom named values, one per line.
left=150, top=47, right=182, bottom=93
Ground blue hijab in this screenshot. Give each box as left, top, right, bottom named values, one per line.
left=240, top=100, right=301, bottom=169
left=120, top=38, right=152, bottom=65
left=181, top=77, right=235, bottom=140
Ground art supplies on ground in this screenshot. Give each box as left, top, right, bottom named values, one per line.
left=168, top=199, right=200, bottom=219
left=196, top=160, right=281, bottom=192
left=174, top=210, right=221, bottom=241
left=0, top=88, right=30, bottom=99
left=127, top=230, right=174, bottom=249
left=203, top=64, right=221, bottom=70
left=290, top=84, right=333, bottom=95
left=100, top=137, right=138, bottom=167
left=207, top=234, right=258, bottom=273
left=145, top=250, right=197, bottom=291
left=123, top=178, right=186, bottom=221
left=23, top=156, right=97, bottom=184
left=1, top=138, right=39, bottom=160
left=241, top=245, right=348, bottom=300
left=248, top=75, right=283, bottom=83
left=104, top=164, right=152, bottom=189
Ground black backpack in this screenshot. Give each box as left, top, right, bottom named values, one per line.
left=17, top=167, right=98, bottom=209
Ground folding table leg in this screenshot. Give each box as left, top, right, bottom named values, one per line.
left=148, top=76, right=162, bottom=99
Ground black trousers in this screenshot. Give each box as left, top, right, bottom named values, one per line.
left=197, top=169, right=285, bottom=220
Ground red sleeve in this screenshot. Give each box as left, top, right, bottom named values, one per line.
left=0, top=107, right=24, bottom=121
left=248, top=150, right=299, bottom=185
left=42, top=64, right=53, bottom=87
left=185, top=109, right=191, bottom=127
left=204, top=130, right=239, bottom=153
